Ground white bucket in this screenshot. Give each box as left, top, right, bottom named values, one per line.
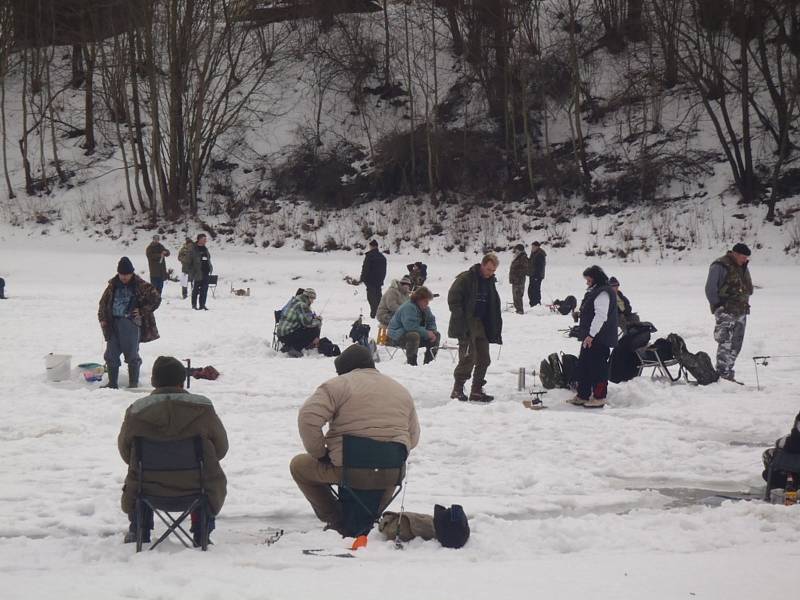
left=45, top=353, right=71, bottom=382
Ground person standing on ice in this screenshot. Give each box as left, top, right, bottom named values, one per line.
left=358, top=239, right=387, bottom=319
left=0, top=276, right=6, bottom=299
left=527, top=241, right=546, bottom=307
left=568, top=265, right=617, bottom=408
left=705, top=243, right=753, bottom=382
left=447, top=253, right=503, bottom=402
left=177, top=237, right=194, bottom=300
left=508, top=243, right=528, bottom=314
left=145, top=234, right=170, bottom=295
left=98, top=257, right=161, bottom=389
left=118, top=356, right=228, bottom=545
left=290, top=344, right=419, bottom=535
left=189, top=233, right=213, bottom=310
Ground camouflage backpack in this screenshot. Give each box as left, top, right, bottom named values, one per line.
left=539, top=353, right=564, bottom=389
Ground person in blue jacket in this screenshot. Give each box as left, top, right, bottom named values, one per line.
left=388, top=286, right=440, bottom=366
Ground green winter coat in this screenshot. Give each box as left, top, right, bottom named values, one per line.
left=178, top=242, right=194, bottom=275
left=508, top=251, right=528, bottom=285
left=447, top=264, right=503, bottom=344
left=188, top=244, right=213, bottom=281
left=118, top=389, right=228, bottom=514
left=146, top=242, right=170, bottom=279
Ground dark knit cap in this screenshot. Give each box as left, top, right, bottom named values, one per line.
left=151, top=356, right=186, bottom=388
left=732, top=243, right=751, bottom=256
left=334, top=344, right=375, bottom=375
left=582, top=265, right=609, bottom=286
left=609, top=276, right=620, bottom=286
left=369, top=239, right=379, bottom=248
left=117, top=256, right=135, bottom=275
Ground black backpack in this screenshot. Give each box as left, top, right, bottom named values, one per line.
left=318, top=337, right=341, bottom=357
left=539, top=353, right=564, bottom=389
left=349, top=319, right=371, bottom=347
left=668, top=333, right=718, bottom=385
left=560, top=353, right=579, bottom=390
left=539, top=352, right=577, bottom=389
left=553, top=295, right=577, bottom=315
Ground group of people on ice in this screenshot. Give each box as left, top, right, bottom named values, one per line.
left=101, top=234, right=764, bottom=546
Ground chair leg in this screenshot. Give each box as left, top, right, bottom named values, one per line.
left=135, top=499, right=143, bottom=553
left=200, top=504, right=209, bottom=551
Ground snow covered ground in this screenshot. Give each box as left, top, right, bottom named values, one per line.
left=1, top=232, right=799, bottom=600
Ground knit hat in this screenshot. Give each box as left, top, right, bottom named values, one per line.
left=582, top=265, right=609, bottom=286
left=732, top=243, right=751, bottom=256
left=151, top=356, right=186, bottom=388
left=152, top=234, right=160, bottom=242
left=514, top=243, right=525, bottom=253
left=334, top=344, right=375, bottom=375
left=434, top=504, right=470, bottom=549
left=117, top=256, right=135, bottom=275
left=609, top=276, right=620, bottom=286
left=369, top=239, right=379, bottom=248
left=532, top=241, right=541, bottom=247
left=303, top=288, right=317, bottom=300
left=399, top=275, right=412, bottom=287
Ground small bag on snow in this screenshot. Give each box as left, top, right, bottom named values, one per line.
left=378, top=511, right=436, bottom=542
left=539, top=353, right=564, bottom=389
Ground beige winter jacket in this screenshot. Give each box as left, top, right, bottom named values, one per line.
left=298, top=368, right=420, bottom=466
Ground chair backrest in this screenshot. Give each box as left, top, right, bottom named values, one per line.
left=342, top=435, right=407, bottom=470
left=208, top=275, right=219, bottom=285
left=771, top=448, right=800, bottom=474
left=135, top=436, right=204, bottom=472
left=274, top=309, right=282, bottom=324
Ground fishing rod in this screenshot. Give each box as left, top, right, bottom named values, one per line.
left=752, top=355, right=800, bottom=391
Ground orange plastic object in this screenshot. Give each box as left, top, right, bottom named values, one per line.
left=350, top=535, right=368, bottom=550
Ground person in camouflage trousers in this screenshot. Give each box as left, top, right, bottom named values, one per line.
left=704, top=243, right=753, bottom=381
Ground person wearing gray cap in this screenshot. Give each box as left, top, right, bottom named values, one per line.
left=705, top=243, right=754, bottom=382
left=145, top=234, right=170, bottom=295
left=276, top=288, right=322, bottom=356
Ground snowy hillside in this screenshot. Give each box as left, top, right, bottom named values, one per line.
left=1, top=233, right=799, bottom=599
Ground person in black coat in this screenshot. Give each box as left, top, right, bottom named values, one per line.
left=359, top=240, right=387, bottom=319
left=569, top=265, right=618, bottom=408
left=762, top=411, right=800, bottom=492
left=527, top=242, right=546, bottom=306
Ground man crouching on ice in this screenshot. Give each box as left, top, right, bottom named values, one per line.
left=290, top=344, right=420, bottom=535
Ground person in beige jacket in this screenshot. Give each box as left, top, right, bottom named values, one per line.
left=290, top=344, right=420, bottom=534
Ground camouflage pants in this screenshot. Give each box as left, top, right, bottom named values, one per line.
left=713, top=310, right=746, bottom=379
left=511, top=283, right=525, bottom=313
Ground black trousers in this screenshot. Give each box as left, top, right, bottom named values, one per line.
left=528, top=278, right=542, bottom=306
left=576, top=343, right=610, bottom=400
left=366, top=284, right=382, bottom=319
left=192, top=274, right=210, bottom=308
left=280, top=326, right=321, bottom=352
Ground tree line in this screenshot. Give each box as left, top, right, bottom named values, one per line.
left=0, top=1, right=797, bottom=223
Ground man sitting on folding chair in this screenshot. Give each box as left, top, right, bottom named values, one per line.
left=387, top=286, right=441, bottom=366
left=118, top=356, right=228, bottom=546
left=290, top=344, right=420, bottom=536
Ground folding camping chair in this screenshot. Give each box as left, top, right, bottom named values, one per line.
left=133, top=436, right=210, bottom=552
left=330, top=435, right=408, bottom=538
left=376, top=326, right=400, bottom=360
left=272, top=309, right=282, bottom=351
left=635, top=343, right=687, bottom=383
left=208, top=275, right=219, bottom=298
left=763, top=448, right=800, bottom=501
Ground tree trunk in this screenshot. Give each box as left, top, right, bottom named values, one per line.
left=83, top=45, right=96, bottom=154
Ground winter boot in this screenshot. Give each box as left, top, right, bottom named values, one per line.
left=181, top=286, right=188, bottom=300
left=450, top=380, right=468, bottom=402
left=469, top=381, right=494, bottom=402
left=127, top=364, right=140, bottom=389
left=102, top=366, right=119, bottom=389
left=423, top=348, right=434, bottom=364
left=406, top=353, right=418, bottom=366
